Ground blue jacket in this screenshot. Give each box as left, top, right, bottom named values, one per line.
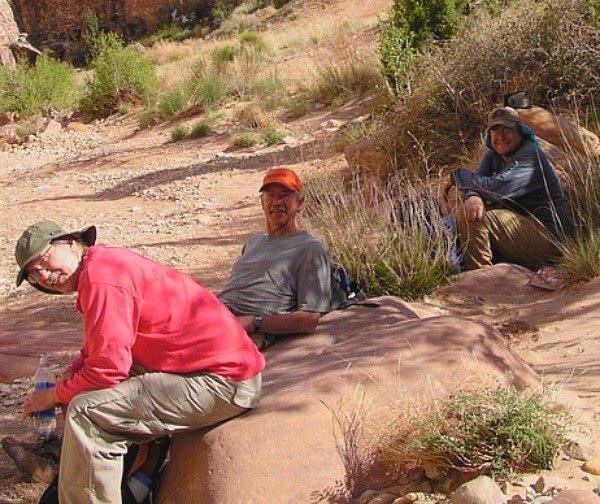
left=451, top=134, right=573, bottom=240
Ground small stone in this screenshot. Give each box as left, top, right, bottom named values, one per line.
left=531, top=477, right=545, bottom=494
left=509, top=496, right=526, bottom=504
left=527, top=487, right=538, bottom=501
left=449, top=476, right=506, bottom=504
left=583, top=476, right=591, bottom=482
left=564, top=438, right=596, bottom=461
left=359, top=490, right=378, bottom=504
left=369, top=493, right=397, bottom=504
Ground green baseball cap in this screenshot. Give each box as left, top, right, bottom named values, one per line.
left=15, top=220, right=97, bottom=292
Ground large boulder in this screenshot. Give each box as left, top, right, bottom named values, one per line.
left=158, top=297, right=539, bottom=504
left=0, top=0, right=19, bottom=67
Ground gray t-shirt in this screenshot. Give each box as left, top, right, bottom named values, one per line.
left=218, top=230, right=332, bottom=315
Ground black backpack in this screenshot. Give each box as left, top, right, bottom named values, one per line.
left=329, top=263, right=369, bottom=311
left=38, top=437, right=170, bottom=504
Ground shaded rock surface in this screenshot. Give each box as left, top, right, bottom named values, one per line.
left=158, top=297, right=539, bottom=504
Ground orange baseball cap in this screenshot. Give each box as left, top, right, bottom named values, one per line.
left=259, top=167, right=303, bottom=192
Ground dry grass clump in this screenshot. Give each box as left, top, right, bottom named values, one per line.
left=146, top=41, right=194, bottom=65
left=234, top=102, right=273, bottom=128
left=304, top=173, right=456, bottom=299
left=558, top=129, right=600, bottom=282
left=383, top=0, right=599, bottom=179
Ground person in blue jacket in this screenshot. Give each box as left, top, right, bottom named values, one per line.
left=443, top=106, right=573, bottom=270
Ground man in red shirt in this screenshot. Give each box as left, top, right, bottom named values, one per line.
left=14, top=220, right=264, bottom=504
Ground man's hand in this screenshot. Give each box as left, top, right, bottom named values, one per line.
left=23, top=387, right=58, bottom=417
left=464, top=195, right=485, bottom=222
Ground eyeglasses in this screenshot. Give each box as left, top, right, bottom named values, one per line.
left=27, top=245, right=54, bottom=285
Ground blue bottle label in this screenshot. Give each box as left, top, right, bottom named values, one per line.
left=35, top=382, right=55, bottom=418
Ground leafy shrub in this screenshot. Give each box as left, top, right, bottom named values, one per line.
left=142, top=22, right=190, bottom=46
left=250, top=74, right=286, bottom=108
left=379, top=0, right=467, bottom=93
left=0, top=54, right=79, bottom=117
left=231, top=131, right=258, bottom=148
left=138, top=109, right=159, bottom=128
left=385, top=387, right=568, bottom=478
left=81, top=32, right=158, bottom=115
left=263, top=124, right=284, bottom=145
left=239, top=30, right=270, bottom=53
left=211, top=43, right=237, bottom=71
left=191, top=72, right=228, bottom=110
left=285, top=94, right=312, bottom=118
left=304, top=174, right=455, bottom=299
left=190, top=121, right=211, bottom=138
left=158, top=87, right=189, bottom=119
left=170, top=125, right=189, bottom=141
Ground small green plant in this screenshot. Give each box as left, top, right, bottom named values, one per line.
left=142, top=22, right=190, bottom=46
left=170, top=125, right=189, bottom=141
left=231, top=131, right=258, bottom=148
left=239, top=30, right=269, bottom=53
left=138, top=109, right=159, bottom=128
left=190, top=121, right=211, bottom=138
left=81, top=32, right=158, bottom=115
left=158, top=87, right=188, bottom=120
left=285, top=94, right=312, bottom=119
left=211, top=43, right=237, bottom=71
left=250, top=74, right=286, bottom=108
left=0, top=54, right=79, bottom=117
left=263, top=124, right=284, bottom=145
left=192, top=72, right=228, bottom=111
left=386, top=387, right=568, bottom=478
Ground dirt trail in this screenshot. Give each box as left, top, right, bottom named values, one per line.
left=1, top=0, right=599, bottom=501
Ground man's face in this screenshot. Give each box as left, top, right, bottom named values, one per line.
left=26, top=241, right=80, bottom=293
left=261, top=183, right=303, bottom=235
left=490, top=125, right=522, bottom=157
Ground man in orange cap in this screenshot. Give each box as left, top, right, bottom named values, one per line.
left=219, top=167, right=332, bottom=348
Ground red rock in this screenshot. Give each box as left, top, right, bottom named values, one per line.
left=547, top=489, right=600, bottom=504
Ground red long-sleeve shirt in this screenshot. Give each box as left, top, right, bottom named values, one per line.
left=55, top=245, right=265, bottom=404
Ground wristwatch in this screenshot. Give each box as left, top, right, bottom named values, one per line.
left=251, top=315, right=262, bottom=334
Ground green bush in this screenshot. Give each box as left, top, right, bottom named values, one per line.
left=171, top=125, right=189, bottom=141
left=142, top=22, right=190, bottom=46
left=379, top=0, right=467, bottom=93
left=191, top=72, right=228, bottom=110
left=239, top=30, right=269, bottom=53
left=285, top=94, right=312, bottom=118
left=158, top=88, right=189, bottom=120
left=263, top=124, right=284, bottom=145
left=211, top=44, right=237, bottom=71
left=231, top=131, right=257, bottom=148
left=190, top=121, right=211, bottom=138
left=0, top=54, right=79, bottom=117
left=81, top=32, right=158, bottom=115
left=387, top=387, right=568, bottom=478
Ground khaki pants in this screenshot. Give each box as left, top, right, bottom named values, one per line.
left=456, top=207, right=559, bottom=270
left=58, top=372, right=261, bottom=504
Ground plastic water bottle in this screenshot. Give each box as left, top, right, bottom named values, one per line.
left=32, top=354, right=56, bottom=437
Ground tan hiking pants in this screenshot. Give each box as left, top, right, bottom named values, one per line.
left=456, top=207, right=559, bottom=270
left=58, top=371, right=261, bottom=504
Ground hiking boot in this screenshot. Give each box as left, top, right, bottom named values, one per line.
left=1, top=435, right=60, bottom=483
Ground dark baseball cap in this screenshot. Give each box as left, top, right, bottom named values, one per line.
left=15, top=220, right=96, bottom=290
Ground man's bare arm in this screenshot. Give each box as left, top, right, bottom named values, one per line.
left=238, top=311, right=321, bottom=336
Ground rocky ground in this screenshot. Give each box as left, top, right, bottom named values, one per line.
left=0, top=0, right=599, bottom=502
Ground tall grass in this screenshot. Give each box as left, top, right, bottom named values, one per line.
left=0, top=54, right=79, bottom=117
left=557, top=123, right=600, bottom=282
left=304, top=174, right=456, bottom=299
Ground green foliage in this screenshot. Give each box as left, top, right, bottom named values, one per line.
left=263, top=124, right=284, bottom=145
left=191, top=72, right=228, bottom=110
left=211, top=43, right=237, bottom=71
left=138, top=109, right=159, bottom=128
left=81, top=32, right=158, bottom=115
left=142, top=22, right=190, bottom=46
left=158, top=87, right=188, bottom=119
left=231, top=131, right=257, bottom=148
left=0, top=54, right=78, bottom=117
left=239, top=30, right=269, bottom=53
left=285, top=94, right=312, bottom=118
left=389, top=387, right=568, bottom=477
left=250, top=74, right=286, bottom=108
left=190, top=121, right=211, bottom=138
left=379, top=0, right=467, bottom=94
left=170, top=125, right=189, bottom=141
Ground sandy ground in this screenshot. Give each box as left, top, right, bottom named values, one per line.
left=1, top=0, right=600, bottom=501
